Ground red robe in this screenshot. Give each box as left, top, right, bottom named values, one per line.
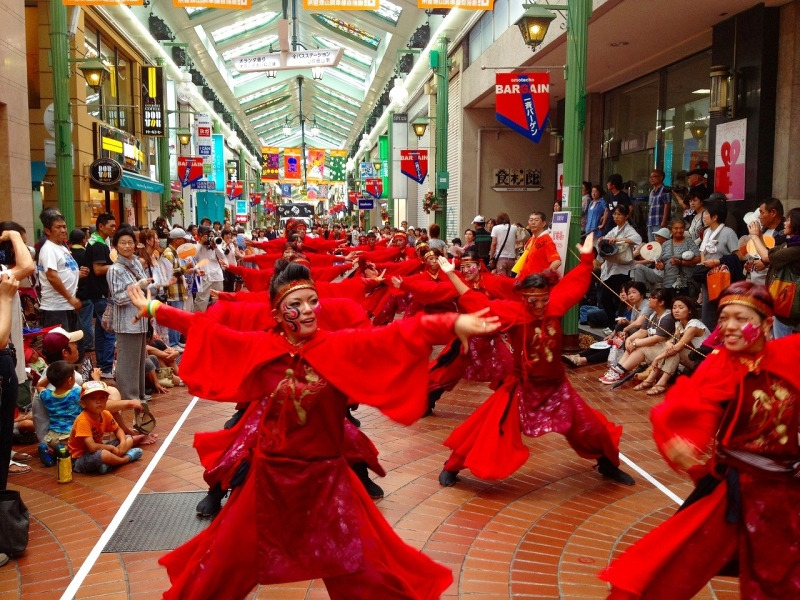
left=600, top=334, right=800, bottom=600
left=155, top=307, right=457, bottom=599
left=442, top=253, right=623, bottom=479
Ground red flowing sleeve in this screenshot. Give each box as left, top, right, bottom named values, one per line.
left=310, top=264, right=351, bottom=282
left=241, top=253, right=279, bottom=270
left=360, top=247, right=401, bottom=263
left=399, top=277, right=458, bottom=305
left=547, top=252, right=594, bottom=316
left=306, top=253, right=347, bottom=267
left=315, top=277, right=368, bottom=304
left=205, top=300, right=276, bottom=331
left=248, top=238, right=286, bottom=252
left=227, top=264, right=272, bottom=292
left=303, top=237, right=343, bottom=253
left=481, top=273, right=519, bottom=300
left=306, top=312, right=458, bottom=424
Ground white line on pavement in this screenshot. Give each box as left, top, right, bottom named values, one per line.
left=619, top=451, right=685, bottom=506
left=59, top=396, right=200, bottom=600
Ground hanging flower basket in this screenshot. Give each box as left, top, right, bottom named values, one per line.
left=422, top=191, right=439, bottom=214
left=164, top=196, right=184, bottom=217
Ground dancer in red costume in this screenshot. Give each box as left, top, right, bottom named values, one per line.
left=600, top=281, right=800, bottom=600
left=426, top=250, right=516, bottom=415
left=127, top=264, right=499, bottom=600
left=436, top=234, right=635, bottom=487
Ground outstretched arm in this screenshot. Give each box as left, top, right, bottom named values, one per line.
left=438, top=256, right=470, bottom=296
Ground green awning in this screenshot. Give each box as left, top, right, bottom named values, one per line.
left=119, top=172, right=164, bottom=194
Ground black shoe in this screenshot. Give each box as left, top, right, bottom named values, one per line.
left=352, top=463, right=383, bottom=499
left=196, top=483, right=227, bottom=517
left=345, top=406, right=361, bottom=428
left=596, top=456, right=635, bottom=486
left=438, top=469, right=459, bottom=487
left=224, top=408, right=246, bottom=430
left=427, top=388, right=444, bottom=414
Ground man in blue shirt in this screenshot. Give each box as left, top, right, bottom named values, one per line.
left=646, top=169, right=671, bottom=241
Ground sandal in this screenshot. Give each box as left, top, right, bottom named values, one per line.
left=10, top=451, right=33, bottom=463
left=561, top=354, right=582, bottom=368
left=9, top=461, right=32, bottom=475
left=646, top=385, right=667, bottom=396
left=634, top=381, right=654, bottom=391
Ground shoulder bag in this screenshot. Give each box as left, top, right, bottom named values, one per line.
left=0, top=490, right=29, bottom=556
left=491, top=225, right=512, bottom=265
left=768, top=261, right=800, bottom=321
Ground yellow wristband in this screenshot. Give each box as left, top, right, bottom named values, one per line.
left=148, top=300, right=162, bottom=318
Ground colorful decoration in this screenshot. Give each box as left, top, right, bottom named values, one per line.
left=307, top=148, right=327, bottom=182
left=422, top=191, right=438, bottom=214
left=261, top=147, right=280, bottom=181
left=283, top=148, right=302, bottom=181
left=327, top=149, right=347, bottom=182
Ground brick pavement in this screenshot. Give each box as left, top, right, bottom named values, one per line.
left=2, top=363, right=741, bottom=599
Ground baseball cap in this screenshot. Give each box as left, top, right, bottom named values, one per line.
left=80, top=380, right=110, bottom=399
left=42, top=327, right=83, bottom=356
left=169, top=227, right=193, bottom=240
left=472, top=215, right=485, bottom=224
left=198, top=225, right=212, bottom=235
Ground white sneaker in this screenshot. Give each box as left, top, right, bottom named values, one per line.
left=599, top=368, right=623, bottom=384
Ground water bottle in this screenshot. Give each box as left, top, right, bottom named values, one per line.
left=56, top=445, right=73, bottom=483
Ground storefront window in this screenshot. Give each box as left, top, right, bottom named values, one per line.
left=83, top=25, right=134, bottom=134
left=602, top=51, right=711, bottom=195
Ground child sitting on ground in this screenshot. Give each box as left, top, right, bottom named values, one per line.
left=67, top=381, right=146, bottom=474
left=38, top=360, right=82, bottom=450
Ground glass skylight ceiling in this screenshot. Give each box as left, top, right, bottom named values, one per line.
left=373, top=0, right=402, bottom=24
left=211, top=12, right=279, bottom=43
left=313, top=36, right=373, bottom=67
left=222, top=35, right=279, bottom=61
left=239, top=83, right=288, bottom=105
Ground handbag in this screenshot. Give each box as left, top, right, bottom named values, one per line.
left=0, top=490, right=29, bottom=556
left=101, top=297, right=115, bottom=333
left=768, top=265, right=800, bottom=320
left=707, top=265, right=731, bottom=301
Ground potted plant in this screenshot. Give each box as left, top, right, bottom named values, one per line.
left=422, top=191, right=439, bottom=214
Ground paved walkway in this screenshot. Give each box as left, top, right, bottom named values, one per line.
left=3, top=363, right=740, bottom=599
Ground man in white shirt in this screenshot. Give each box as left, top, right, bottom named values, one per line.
left=192, top=226, right=228, bottom=313
left=37, top=211, right=82, bottom=348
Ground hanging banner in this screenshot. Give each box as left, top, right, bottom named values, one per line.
left=714, top=118, right=746, bottom=201
left=173, top=0, right=250, bottom=10
left=307, top=148, right=326, bottom=182
left=177, top=156, right=204, bottom=187
left=211, top=133, right=224, bottom=183
left=261, top=146, right=280, bottom=181
left=280, top=183, right=292, bottom=197
left=400, top=150, right=428, bottom=184
left=359, top=162, right=377, bottom=179
left=418, top=0, right=493, bottom=8
left=283, top=148, right=302, bottom=181
left=140, top=66, right=165, bottom=137
left=364, top=177, right=383, bottom=199
left=226, top=181, right=244, bottom=200
left=196, top=113, right=213, bottom=175
left=303, top=0, right=378, bottom=10
left=495, top=73, right=550, bottom=144
left=327, top=150, right=347, bottom=182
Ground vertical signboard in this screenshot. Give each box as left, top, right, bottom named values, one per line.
left=141, top=66, right=165, bottom=136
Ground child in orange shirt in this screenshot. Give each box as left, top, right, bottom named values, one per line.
left=67, top=381, right=146, bottom=474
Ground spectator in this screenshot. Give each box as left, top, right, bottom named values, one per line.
left=597, top=204, right=641, bottom=324
left=599, top=288, right=675, bottom=385
left=686, top=167, right=710, bottom=200
left=0, top=265, right=24, bottom=486
left=37, top=211, right=82, bottom=351
left=67, top=381, right=144, bottom=474
left=427, top=224, right=447, bottom=252
left=485, top=218, right=496, bottom=234
left=161, top=228, right=193, bottom=349
left=192, top=226, right=228, bottom=313
left=488, top=213, right=517, bottom=277
left=515, top=212, right=561, bottom=280
left=646, top=169, right=671, bottom=241
left=580, top=181, right=592, bottom=233
left=107, top=228, right=150, bottom=402
left=631, top=227, right=672, bottom=293
left=37, top=360, right=81, bottom=450
left=746, top=198, right=785, bottom=286
left=514, top=222, right=530, bottom=258
left=84, top=213, right=117, bottom=378
left=585, top=184, right=609, bottom=237
left=604, top=174, right=631, bottom=234
left=69, top=229, right=93, bottom=352
left=645, top=220, right=700, bottom=295
left=698, top=195, right=741, bottom=328
left=220, top=228, right=243, bottom=293
left=153, top=216, right=170, bottom=248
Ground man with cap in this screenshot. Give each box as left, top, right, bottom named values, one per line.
left=162, top=228, right=195, bottom=347
left=84, top=213, right=117, bottom=377
left=632, top=226, right=672, bottom=292
left=472, top=215, right=492, bottom=267
left=687, top=168, right=710, bottom=200
left=41, top=326, right=83, bottom=365
left=193, top=226, right=228, bottom=313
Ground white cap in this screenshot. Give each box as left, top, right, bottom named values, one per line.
left=169, top=227, right=193, bottom=240
left=472, top=215, right=485, bottom=224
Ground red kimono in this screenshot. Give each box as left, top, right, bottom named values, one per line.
left=600, top=334, right=800, bottom=600
left=441, top=253, right=623, bottom=480
left=155, top=307, right=456, bottom=600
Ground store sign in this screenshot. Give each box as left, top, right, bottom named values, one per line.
left=348, top=191, right=361, bottom=204
left=418, top=0, right=493, bottom=8
left=96, top=124, right=144, bottom=172
left=172, top=0, right=251, bottom=10
left=226, top=181, right=244, bottom=199
left=358, top=198, right=374, bottom=210
left=233, top=48, right=343, bottom=73
left=89, top=158, right=122, bottom=187
left=495, top=73, right=550, bottom=144
left=550, top=211, right=570, bottom=276
left=302, top=0, right=378, bottom=9
left=491, top=168, right=542, bottom=192
left=196, top=113, right=212, bottom=160
left=400, top=150, right=428, bottom=184
left=359, top=162, right=376, bottom=179
left=64, top=0, right=141, bottom=5
left=714, top=118, right=747, bottom=201
left=364, top=177, right=383, bottom=199
left=190, top=180, right=216, bottom=190
left=141, top=66, right=165, bottom=136
left=178, top=156, right=204, bottom=187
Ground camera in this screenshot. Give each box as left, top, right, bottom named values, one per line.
left=205, top=237, right=222, bottom=248
left=670, top=185, right=688, bottom=196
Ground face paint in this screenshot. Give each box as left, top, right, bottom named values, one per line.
left=741, top=322, right=761, bottom=345
left=281, top=305, right=301, bottom=332
left=312, top=301, right=322, bottom=315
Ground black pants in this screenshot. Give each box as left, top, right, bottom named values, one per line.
left=0, top=353, right=19, bottom=490
left=40, top=309, right=84, bottom=360
left=600, top=274, right=631, bottom=325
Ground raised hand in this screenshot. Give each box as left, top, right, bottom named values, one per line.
left=454, top=307, right=501, bottom=353
left=437, top=255, right=456, bottom=274
left=579, top=232, right=595, bottom=255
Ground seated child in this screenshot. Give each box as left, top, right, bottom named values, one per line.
left=67, top=381, right=147, bottom=474
left=38, top=361, right=82, bottom=450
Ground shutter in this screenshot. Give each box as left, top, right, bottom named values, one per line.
left=446, top=74, right=461, bottom=242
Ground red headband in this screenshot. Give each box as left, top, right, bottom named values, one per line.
left=272, top=280, right=315, bottom=309
left=718, top=293, right=773, bottom=318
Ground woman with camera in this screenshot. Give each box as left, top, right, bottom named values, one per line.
left=192, top=226, right=228, bottom=313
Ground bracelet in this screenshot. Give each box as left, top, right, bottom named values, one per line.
left=632, top=341, right=637, bottom=348
left=147, top=300, right=162, bottom=318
